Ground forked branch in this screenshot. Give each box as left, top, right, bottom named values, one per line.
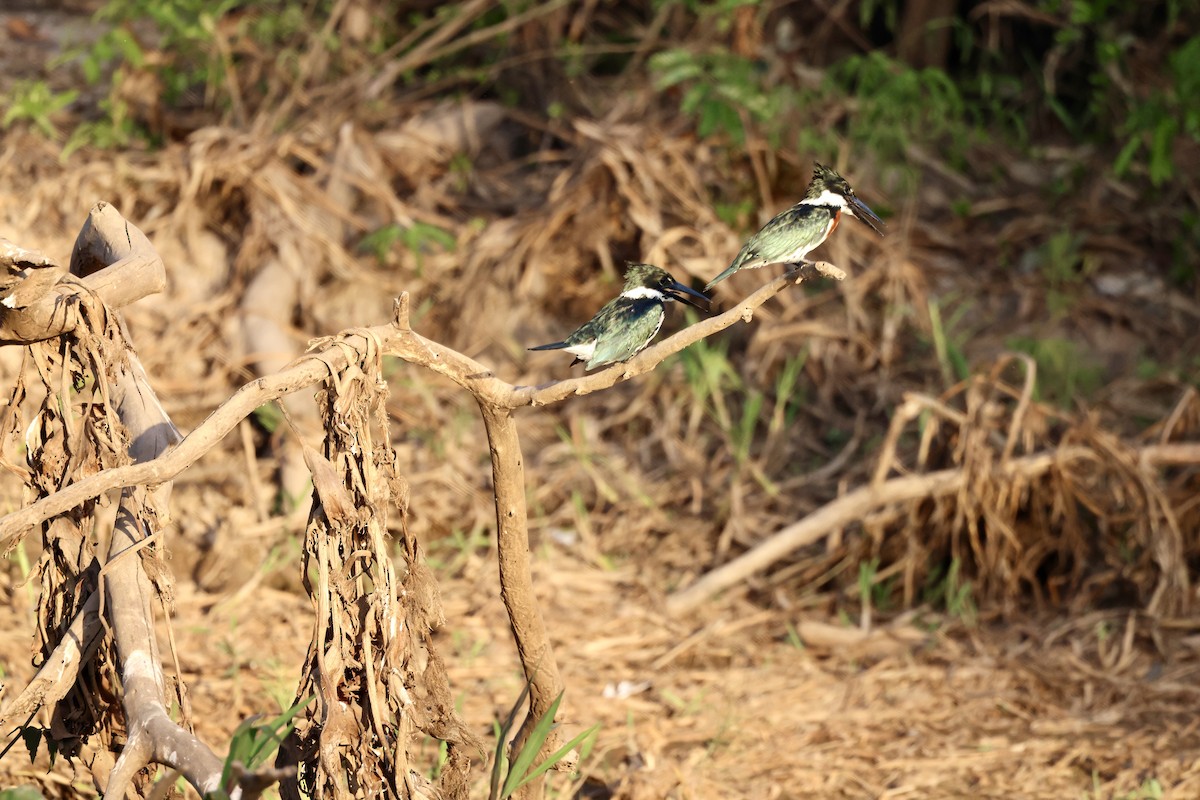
left=1, top=244, right=845, bottom=797
left=0, top=263, right=843, bottom=546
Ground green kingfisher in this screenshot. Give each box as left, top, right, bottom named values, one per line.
left=528, top=263, right=709, bottom=370
left=705, top=162, right=885, bottom=291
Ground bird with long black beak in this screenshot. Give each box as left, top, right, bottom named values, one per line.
left=528, top=263, right=709, bottom=370
left=705, top=162, right=885, bottom=290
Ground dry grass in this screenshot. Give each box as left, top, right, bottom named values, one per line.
left=2, top=2, right=1200, bottom=797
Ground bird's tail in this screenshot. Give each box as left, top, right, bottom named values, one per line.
left=704, top=245, right=751, bottom=291
left=527, top=340, right=568, bottom=352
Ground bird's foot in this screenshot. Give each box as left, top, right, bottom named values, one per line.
left=783, top=260, right=816, bottom=281
left=785, top=260, right=846, bottom=282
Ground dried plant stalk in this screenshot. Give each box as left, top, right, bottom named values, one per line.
left=20, top=302, right=130, bottom=762
left=1, top=206, right=298, bottom=798
left=280, top=338, right=475, bottom=800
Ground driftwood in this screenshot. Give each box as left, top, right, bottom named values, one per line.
left=666, top=440, right=1200, bottom=615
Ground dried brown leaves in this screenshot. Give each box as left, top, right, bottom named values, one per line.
left=870, top=355, right=1198, bottom=616
left=10, top=286, right=132, bottom=758
left=282, top=339, right=476, bottom=800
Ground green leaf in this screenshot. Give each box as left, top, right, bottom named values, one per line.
left=1149, top=116, right=1178, bottom=186
left=500, top=691, right=600, bottom=798
left=649, top=50, right=704, bottom=89
left=253, top=402, right=283, bottom=434
left=219, top=695, right=313, bottom=793
left=1113, top=135, right=1141, bottom=176
left=508, top=723, right=600, bottom=795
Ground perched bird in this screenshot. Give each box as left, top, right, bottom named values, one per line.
left=528, top=263, right=709, bottom=370
left=705, top=162, right=885, bottom=291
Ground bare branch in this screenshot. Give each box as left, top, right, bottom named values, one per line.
left=0, top=591, right=102, bottom=732
left=0, top=203, right=165, bottom=345
left=0, top=355, right=341, bottom=549
left=477, top=403, right=564, bottom=794
left=0, top=236, right=844, bottom=800
left=1, top=203, right=247, bottom=797
left=60, top=208, right=230, bottom=799
left=510, top=266, right=837, bottom=407
left=0, top=263, right=843, bottom=549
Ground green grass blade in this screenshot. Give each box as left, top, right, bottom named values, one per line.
left=508, top=723, right=600, bottom=794
left=501, top=692, right=564, bottom=798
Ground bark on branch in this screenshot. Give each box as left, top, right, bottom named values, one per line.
left=0, top=202, right=165, bottom=345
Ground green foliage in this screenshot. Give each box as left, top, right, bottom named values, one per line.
left=427, top=738, right=451, bottom=781
left=489, top=690, right=599, bottom=800
left=829, top=52, right=970, bottom=165
left=1006, top=335, right=1103, bottom=408
left=1116, top=35, right=1200, bottom=185
left=856, top=557, right=877, bottom=626
left=857, top=557, right=894, bottom=616
left=0, top=788, right=47, bottom=800
left=62, top=98, right=141, bottom=158
left=677, top=326, right=742, bottom=428
left=95, top=0, right=241, bottom=100
left=926, top=297, right=972, bottom=384
left=1085, top=773, right=1167, bottom=800
left=252, top=402, right=284, bottom=434
left=76, top=23, right=145, bottom=85
left=650, top=45, right=975, bottom=172
left=924, top=559, right=977, bottom=626
left=1, top=81, right=78, bottom=139
left=1037, top=228, right=1098, bottom=319
left=649, top=48, right=785, bottom=145
left=209, top=696, right=313, bottom=800
left=732, top=387, right=763, bottom=466
left=1032, top=2, right=1200, bottom=182
left=243, top=3, right=314, bottom=46
left=840, top=0, right=1200, bottom=179
left=359, top=222, right=457, bottom=273
left=427, top=523, right=490, bottom=575
left=767, top=351, right=808, bottom=438
left=783, top=621, right=805, bottom=650
left=712, top=198, right=756, bottom=229
left=54, top=0, right=357, bottom=152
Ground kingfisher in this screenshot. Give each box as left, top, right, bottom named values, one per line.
left=705, top=162, right=885, bottom=291
left=528, top=263, right=709, bottom=370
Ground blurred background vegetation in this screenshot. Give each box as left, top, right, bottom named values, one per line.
left=2, top=0, right=1199, bottom=622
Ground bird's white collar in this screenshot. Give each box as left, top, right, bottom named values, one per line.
left=621, top=286, right=665, bottom=300
left=800, top=189, right=849, bottom=209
